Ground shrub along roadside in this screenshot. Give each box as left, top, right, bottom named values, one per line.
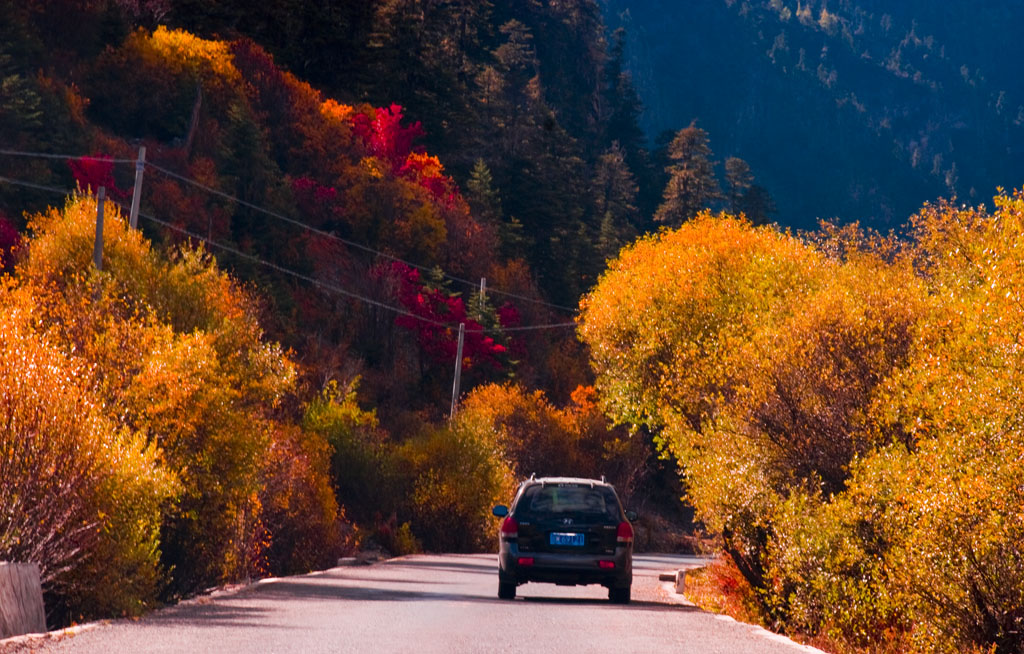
left=580, top=197, right=1024, bottom=654
left=0, top=193, right=346, bottom=622
left=0, top=287, right=174, bottom=622
left=300, top=379, right=662, bottom=556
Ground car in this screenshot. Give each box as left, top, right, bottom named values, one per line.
left=492, top=475, right=635, bottom=603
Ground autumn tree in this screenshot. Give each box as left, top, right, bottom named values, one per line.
left=859, top=191, right=1024, bottom=653
left=453, top=383, right=648, bottom=502
left=12, top=193, right=346, bottom=601
left=579, top=213, right=924, bottom=623
left=0, top=289, right=172, bottom=622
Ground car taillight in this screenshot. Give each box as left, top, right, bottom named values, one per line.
left=518, top=557, right=535, bottom=566
left=598, top=560, right=615, bottom=569
left=500, top=516, right=519, bottom=538
left=616, top=521, right=633, bottom=545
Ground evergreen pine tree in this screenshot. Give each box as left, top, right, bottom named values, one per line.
left=738, top=184, right=778, bottom=226
left=465, top=158, right=524, bottom=258
left=0, top=52, right=42, bottom=139
left=724, top=156, right=753, bottom=214
left=654, top=121, right=721, bottom=226
left=593, top=142, right=639, bottom=261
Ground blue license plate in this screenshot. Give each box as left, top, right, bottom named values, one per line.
left=550, top=532, right=585, bottom=547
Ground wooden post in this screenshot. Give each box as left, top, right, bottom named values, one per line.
left=129, top=145, right=146, bottom=229
left=450, top=322, right=466, bottom=419
left=93, top=186, right=105, bottom=270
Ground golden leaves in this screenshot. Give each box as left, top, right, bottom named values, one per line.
left=581, top=191, right=1024, bottom=650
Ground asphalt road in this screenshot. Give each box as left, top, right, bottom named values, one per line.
left=5, top=554, right=825, bottom=654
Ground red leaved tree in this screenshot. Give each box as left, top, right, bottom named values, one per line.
left=67, top=155, right=129, bottom=201
left=0, top=212, right=19, bottom=272
left=351, top=104, right=425, bottom=173
left=391, top=262, right=515, bottom=373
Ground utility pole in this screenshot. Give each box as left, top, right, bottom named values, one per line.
left=129, top=146, right=145, bottom=229
left=450, top=322, right=466, bottom=419
left=93, top=187, right=105, bottom=270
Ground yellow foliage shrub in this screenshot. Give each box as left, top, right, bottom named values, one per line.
left=0, top=286, right=173, bottom=622
left=580, top=202, right=1024, bottom=653
left=393, top=422, right=516, bottom=552
left=13, top=193, right=303, bottom=600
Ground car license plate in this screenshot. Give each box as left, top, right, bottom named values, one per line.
left=550, top=532, right=585, bottom=547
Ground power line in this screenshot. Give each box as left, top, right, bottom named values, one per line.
left=135, top=209, right=575, bottom=334
left=0, top=174, right=577, bottom=334
left=0, top=174, right=71, bottom=196
left=133, top=210, right=456, bottom=331
left=144, top=161, right=579, bottom=313
left=0, top=149, right=135, bottom=164
left=2, top=148, right=580, bottom=313
left=502, top=321, right=577, bottom=332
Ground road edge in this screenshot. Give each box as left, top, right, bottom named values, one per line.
left=659, top=569, right=828, bottom=654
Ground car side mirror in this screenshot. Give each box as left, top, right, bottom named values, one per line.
left=625, top=510, right=638, bottom=522
left=492, top=505, right=509, bottom=518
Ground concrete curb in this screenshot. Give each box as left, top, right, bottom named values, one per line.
left=0, top=622, right=106, bottom=651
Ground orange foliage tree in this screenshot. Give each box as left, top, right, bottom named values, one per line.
left=9, top=193, right=345, bottom=605
left=0, top=282, right=172, bottom=622
left=577, top=210, right=974, bottom=650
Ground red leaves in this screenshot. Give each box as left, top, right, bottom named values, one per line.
left=391, top=262, right=510, bottom=371
left=67, top=155, right=129, bottom=201
left=400, top=152, right=459, bottom=208
left=0, top=212, right=19, bottom=272
left=350, top=104, right=464, bottom=209
left=351, top=103, right=425, bottom=173
left=292, top=177, right=339, bottom=229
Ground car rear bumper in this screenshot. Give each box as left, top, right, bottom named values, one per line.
left=498, top=543, right=632, bottom=588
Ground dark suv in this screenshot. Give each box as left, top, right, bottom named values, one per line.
left=492, top=476, right=634, bottom=603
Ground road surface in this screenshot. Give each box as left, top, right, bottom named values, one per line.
left=3, top=554, right=824, bottom=653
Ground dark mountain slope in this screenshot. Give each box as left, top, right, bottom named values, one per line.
left=603, top=0, right=1024, bottom=229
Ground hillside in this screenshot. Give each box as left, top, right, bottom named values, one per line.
left=1, top=1, right=637, bottom=422
left=603, top=0, right=1024, bottom=228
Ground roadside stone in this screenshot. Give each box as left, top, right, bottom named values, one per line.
left=0, top=563, right=46, bottom=639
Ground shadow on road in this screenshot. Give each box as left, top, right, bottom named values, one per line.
left=254, top=578, right=502, bottom=604
left=115, top=554, right=704, bottom=634
left=239, top=576, right=701, bottom=616
left=145, top=602, right=287, bottom=631
left=381, top=558, right=496, bottom=576
left=519, top=596, right=700, bottom=613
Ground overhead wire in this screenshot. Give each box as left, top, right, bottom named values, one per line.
left=0, top=173, right=577, bottom=334
left=0, top=148, right=580, bottom=313
left=0, top=174, right=73, bottom=197
left=144, top=160, right=579, bottom=313
left=0, top=149, right=136, bottom=164
left=132, top=208, right=576, bottom=333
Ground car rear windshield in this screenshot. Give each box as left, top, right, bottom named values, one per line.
left=516, top=483, right=621, bottom=521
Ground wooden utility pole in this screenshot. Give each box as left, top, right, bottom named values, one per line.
left=129, top=146, right=145, bottom=229
left=450, top=322, right=466, bottom=418
left=93, top=187, right=105, bottom=270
